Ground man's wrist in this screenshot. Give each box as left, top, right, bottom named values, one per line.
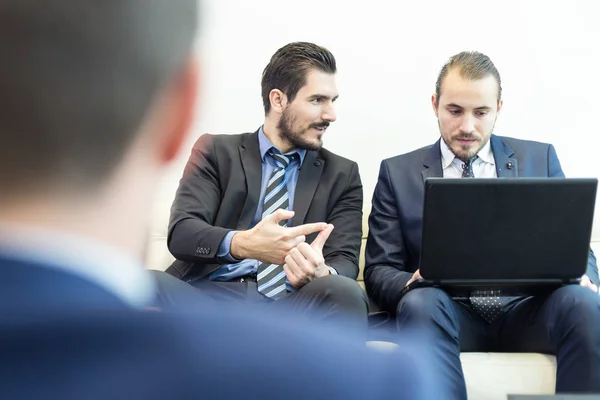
left=230, top=231, right=248, bottom=260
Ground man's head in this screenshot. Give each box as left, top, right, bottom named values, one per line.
left=0, top=1, right=198, bottom=203
left=432, top=51, right=503, bottom=161
left=261, top=42, right=338, bottom=151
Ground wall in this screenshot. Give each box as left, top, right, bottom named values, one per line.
left=156, top=0, right=600, bottom=233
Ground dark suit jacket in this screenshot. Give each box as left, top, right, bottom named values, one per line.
left=364, top=135, right=599, bottom=314
left=0, top=254, right=447, bottom=400
left=0, top=255, right=129, bottom=314
left=166, top=130, right=363, bottom=280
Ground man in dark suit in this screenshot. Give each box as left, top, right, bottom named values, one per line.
left=0, top=2, right=448, bottom=399
left=365, top=51, right=600, bottom=398
left=159, top=42, right=368, bottom=328
left=1, top=304, right=448, bottom=400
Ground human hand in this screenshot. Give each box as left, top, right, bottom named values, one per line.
left=231, top=209, right=327, bottom=265
left=580, top=275, right=599, bottom=293
left=405, top=269, right=423, bottom=287
left=284, top=224, right=334, bottom=288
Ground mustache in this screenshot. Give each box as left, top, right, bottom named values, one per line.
left=309, top=121, right=330, bottom=129
left=454, top=134, right=480, bottom=141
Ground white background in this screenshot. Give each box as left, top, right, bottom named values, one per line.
left=157, top=0, right=600, bottom=227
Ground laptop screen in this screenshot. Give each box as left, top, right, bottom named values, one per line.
left=419, top=178, right=597, bottom=283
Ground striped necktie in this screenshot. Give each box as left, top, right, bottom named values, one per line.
left=257, top=150, right=298, bottom=300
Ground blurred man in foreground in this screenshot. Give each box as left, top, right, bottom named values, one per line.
left=0, top=1, right=445, bottom=399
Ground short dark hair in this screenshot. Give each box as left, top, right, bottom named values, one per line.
left=0, top=0, right=197, bottom=198
left=261, top=42, right=336, bottom=115
left=435, top=51, right=502, bottom=106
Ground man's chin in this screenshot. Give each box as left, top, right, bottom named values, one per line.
left=451, top=142, right=481, bottom=161
left=294, top=138, right=322, bottom=151
left=452, top=148, right=477, bottom=162
left=303, top=143, right=322, bottom=151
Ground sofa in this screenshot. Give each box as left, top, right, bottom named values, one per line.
left=146, top=184, right=599, bottom=400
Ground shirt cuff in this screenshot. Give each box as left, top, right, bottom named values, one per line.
left=217, top=231, right=240, bottom=263
left=327, top=266, right=338, bottom=275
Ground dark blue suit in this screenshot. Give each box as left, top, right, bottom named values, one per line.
left=0, top=253, right=447, bottom=399
left=365, top=135, right=600, bottom=397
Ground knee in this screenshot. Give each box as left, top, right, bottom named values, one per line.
left=547, top=286, right=600, bottom=351
left=309, top=275, right=368, bottom=311
left=551, top=285, right=600, bottom=328
left=396, top=288, right=454, bottom=322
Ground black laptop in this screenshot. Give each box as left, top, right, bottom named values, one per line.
left=402, top=178, right=598, bottom=298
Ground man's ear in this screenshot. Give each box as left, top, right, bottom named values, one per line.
left=157, top=57, right=200, bottom=164
left=269, top=89, right=287, bottom=115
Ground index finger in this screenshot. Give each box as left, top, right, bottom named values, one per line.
left=311, top=224, right=334, bottom=251
left=287, top=222, right=328, bottom=237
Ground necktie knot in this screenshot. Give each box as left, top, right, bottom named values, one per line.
left=270, top=150, right=298, bottom=170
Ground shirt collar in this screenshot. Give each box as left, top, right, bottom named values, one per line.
left=440, top=140, right=456, bottom=170
left=0, top=224, right=155, bottom=308
left=440, top=137, right=495, bottom=169
left=258, top=126, right=306, bottom=167
left=477, top=139, right=495, bottom=165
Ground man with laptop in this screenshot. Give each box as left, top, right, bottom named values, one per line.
left=364, top=50, right=600, bottom=398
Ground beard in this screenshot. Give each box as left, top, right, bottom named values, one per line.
left=442, top=134, right=484, bottom=162
left=277, top=108, right=328, bottom=151
left=439, top=119, right=496, bottom=162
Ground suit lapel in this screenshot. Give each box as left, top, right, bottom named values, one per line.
left=421, top=139, right=444, bottom=182
left=291, top=151, right=323, bottom=226
left=491, top=135, right=518, bottom=177
left=238, top=131, right=262, bottom=229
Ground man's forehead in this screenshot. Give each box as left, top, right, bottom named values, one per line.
left=299, top=70, right=338, bottom=96
left=439, top=71, right=498, bottom=107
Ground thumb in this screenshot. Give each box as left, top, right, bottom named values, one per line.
left=264, top=209, right=295, bottom=225
left=311, top=224, right=334, bottom=251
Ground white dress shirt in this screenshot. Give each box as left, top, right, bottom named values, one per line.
left=440, top=139, right=497, bottom=178
left=0, top=225, right=155, bottom=308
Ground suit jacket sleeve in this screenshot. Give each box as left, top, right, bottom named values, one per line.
left=364, top=160, right=413, bottom=314
left=322, top=162, right=363, bottom=279
left=167, top=134, right=233, bottom=264
left=547, top=144, right=599, bottom=285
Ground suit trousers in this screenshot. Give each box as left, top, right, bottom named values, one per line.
left=395, top=286, right=600, bottom=399
left=151, top=271, right=369, bottom=337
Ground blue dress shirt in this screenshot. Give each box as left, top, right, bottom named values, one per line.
left=208, top=127, right=306, bottom=282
